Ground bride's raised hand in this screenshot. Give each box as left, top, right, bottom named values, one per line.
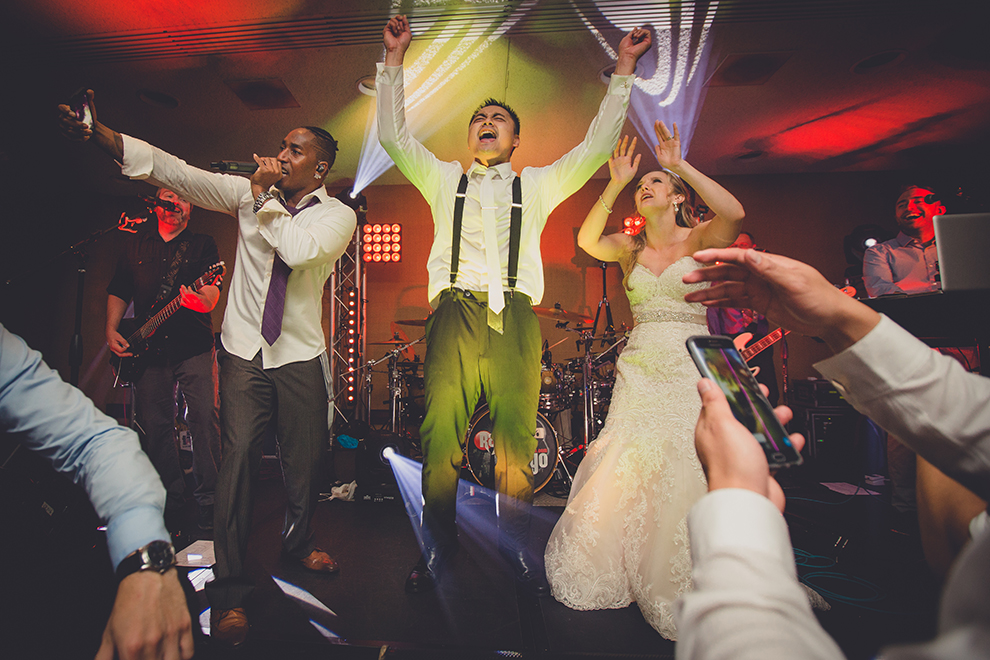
left=653, top=120, right=682, bottom=171
left=608, top=135, right=641, bottom=188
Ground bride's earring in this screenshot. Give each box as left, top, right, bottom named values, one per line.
left=673, top=202, right=679, bottom=214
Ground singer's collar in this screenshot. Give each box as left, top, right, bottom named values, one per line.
left=469, top=161, right=514, bottom=179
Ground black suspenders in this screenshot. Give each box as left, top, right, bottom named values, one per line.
left=449, top=174, right=469, bottom=287
left=449, top=172, right=522, bottom=294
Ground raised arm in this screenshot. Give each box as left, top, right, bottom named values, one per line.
left=653, top=121, right=745, bottom=249
left=57, top=89, right=123, bottom=160
left=376, top=16, right=449, bottom=197
left=577, top=135, right=638, bottom=262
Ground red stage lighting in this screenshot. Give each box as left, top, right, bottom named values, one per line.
left=361, top=221, right=402, bottom=263
left=622, top=215, right=646, bottom=235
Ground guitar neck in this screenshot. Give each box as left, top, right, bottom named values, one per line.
left=129, top=273, right=212, bottom=343
left=742, top=327, right=788, bottom=361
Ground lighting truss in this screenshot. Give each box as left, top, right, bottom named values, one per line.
left=328, top=211, right=366, bottom=431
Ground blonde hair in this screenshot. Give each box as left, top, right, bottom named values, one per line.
left=620, top=170, right=696, bottom=290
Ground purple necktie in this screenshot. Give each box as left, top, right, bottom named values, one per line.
left=260, top=196, right=318, bottom=346
left=261, top=254, right=291, bottom=345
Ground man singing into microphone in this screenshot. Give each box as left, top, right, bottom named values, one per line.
left=59, top=92, right=357, bottom=647
left=106, top=187, right=222, bottom=534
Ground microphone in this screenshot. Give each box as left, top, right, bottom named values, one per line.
left=139, top=195, right=180, bottom=213
left=210, top=161, right=259, bottom=173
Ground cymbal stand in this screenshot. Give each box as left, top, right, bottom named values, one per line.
left=387, top=351, right=404, bottom=434
left=343, top=337, right=424, bottom=433
left=572, top=325, right=600, bottom=449
left=591, top=260, right=614, bottom=346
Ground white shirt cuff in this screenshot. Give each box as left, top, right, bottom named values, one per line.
left=689, top=488, right=794, bottom=568
left=814, top=315, right=924, bottom=400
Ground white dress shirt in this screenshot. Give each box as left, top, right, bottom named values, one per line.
left=675, top=315, right=990, bottom=660
left=376, top=63, right=634, bottom=306
left=120, top=135, right=357, bottom=368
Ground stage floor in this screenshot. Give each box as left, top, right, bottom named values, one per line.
left=1, top=453, right=940, bottom=660
left=173, top=459, right=939, bottom=660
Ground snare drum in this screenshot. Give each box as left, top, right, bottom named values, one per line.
left=465, top=404, right=558, bottom=493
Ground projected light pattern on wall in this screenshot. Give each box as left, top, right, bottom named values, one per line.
left=576, top=0, right=719, bottom=157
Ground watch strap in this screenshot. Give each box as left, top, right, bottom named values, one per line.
left=115, top=540, right=176, bottom=581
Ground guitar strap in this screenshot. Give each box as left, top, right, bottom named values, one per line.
left=153, top=241, right=189, bottom=311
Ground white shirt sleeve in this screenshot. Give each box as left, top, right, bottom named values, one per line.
left=375, top=63, right=449, bottom=197
left=815, top=315, right=990, bottom=502
left=120, top=133, right=250, bottom=216
left=675, top=489, right=845, bottom=660
left=256, top=197, right=357, bottom=271
left=530, top=73, right=634, bottom=212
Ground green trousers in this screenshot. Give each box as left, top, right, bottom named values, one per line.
left=420, top=289, right=541, bottom=545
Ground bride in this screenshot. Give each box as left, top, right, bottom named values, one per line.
left=544, top=121, right=745, bottom=639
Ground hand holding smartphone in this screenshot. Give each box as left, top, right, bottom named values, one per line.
left=686, top=335, right=803, bottom=468
left=69, top=88, right=93, bottom=130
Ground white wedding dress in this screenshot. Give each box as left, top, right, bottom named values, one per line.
left=545, top=257, right=710, bottom=640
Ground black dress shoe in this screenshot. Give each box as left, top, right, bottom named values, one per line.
left=405, top=555, right=439, bottom=593
left=499, top=545, right=550, bottom=597
left=405, top=542, right=456, bottom=594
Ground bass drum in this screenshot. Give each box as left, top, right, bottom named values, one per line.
left=465, top=405, right=558, bottom=493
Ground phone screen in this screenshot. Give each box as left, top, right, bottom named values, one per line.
left=687, top=335, right=803, bottom=468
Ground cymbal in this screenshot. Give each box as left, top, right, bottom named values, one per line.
left=395, top=318, right=428, bottom=326
left=369, top=339, right=414, bottom=345
left=532, top=305, right=593, bottom=324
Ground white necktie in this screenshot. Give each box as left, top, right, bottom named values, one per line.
left=480, top=168, right=504, bottom=331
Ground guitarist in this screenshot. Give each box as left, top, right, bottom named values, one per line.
left=705, top=232, right=780, bottom=405
left=106, top=186, right=222, bottom=534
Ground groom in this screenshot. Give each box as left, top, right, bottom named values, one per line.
left=377, top=15, right=651, bottom=595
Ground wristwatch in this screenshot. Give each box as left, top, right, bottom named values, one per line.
left=115, top=540, right=176, bottom=581
left=253, top=190, right=277, bottom=213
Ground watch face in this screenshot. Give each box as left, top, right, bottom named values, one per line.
left=146, top=540, right=175, bottom=571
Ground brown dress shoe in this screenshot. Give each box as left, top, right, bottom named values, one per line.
left=211, top=607, right=248, bottom=647
left=300, top=548, right=340, bottom=573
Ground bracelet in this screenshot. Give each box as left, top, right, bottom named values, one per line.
left=598, top=195, right=613, bottom=214
left=253, top=190, right=277, bottom=214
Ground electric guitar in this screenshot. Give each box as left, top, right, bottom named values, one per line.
left=110, top=261, right=225, bottom=385
left=732, top=286, right=856, bottom=377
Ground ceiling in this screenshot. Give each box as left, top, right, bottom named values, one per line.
left=4, top=0, right=990, bottom=202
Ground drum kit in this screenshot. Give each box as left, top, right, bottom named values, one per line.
left=354, top=305, right=624, bottom=494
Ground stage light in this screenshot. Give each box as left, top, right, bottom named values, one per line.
left=362, top=221, right=402, bottom=263
left=335, top=187, right=367, bottom=213
left=844, top=224, right=893, bottom=264
left=622, top=215, right=646, bottom=235
left=381, top=445, right=397, bottom=462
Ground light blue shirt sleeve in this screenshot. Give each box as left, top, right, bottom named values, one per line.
left=0, top=323, right=168, bottom=569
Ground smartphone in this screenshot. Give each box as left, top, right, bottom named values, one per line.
left=69, top=88, right=93, bottom=129
left=686, top=335, right=803, bottom=468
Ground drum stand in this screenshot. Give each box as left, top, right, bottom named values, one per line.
left=346, top=336, right=423, bottom=433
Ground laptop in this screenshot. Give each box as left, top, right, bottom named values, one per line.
left=933, top=213, right=990, bottom=292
